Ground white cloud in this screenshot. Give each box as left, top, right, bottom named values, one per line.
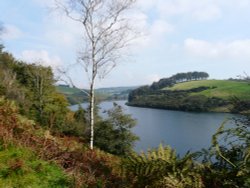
left=136, top=0, right=156, bottom=11
left=192, top=5, right=221, bottom=21
left=45, top=30, right=76, bottom=46
left=32, top=0, right=55, bottom=7
left=20, top=50, right=63, bottom=69
left=184, top=38, right=250, bottom=59
left=151, top=20, right=174, bottom=36
left=156, top=0, right=222, bottom=21
left=2, top=25, right=23, bottom=40
left=147, top=74, right=160, bottom=83
left=43, top=9, right=83, bottom=48
left=132, top=18, right=174, bottom=49
left=30, top=0, right=83, bottom=50
left=221, top=0, right=250, bottom=8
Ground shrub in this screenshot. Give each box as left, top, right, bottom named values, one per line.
left=122, top=144, right=203, bottom=188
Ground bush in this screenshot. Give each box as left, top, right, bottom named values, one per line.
left=95, top=103, right=138, bottom=156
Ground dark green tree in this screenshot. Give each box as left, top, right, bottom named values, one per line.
left=74, top=105, right=87, bottom=123
left=95, top=103, right=138, bottom=156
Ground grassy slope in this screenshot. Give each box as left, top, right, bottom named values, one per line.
left=0, top=145, right=70, bottom=188
left=165, top=80, right=250, bottom=100
left=56, top=86, right=88, bottom=104
left=56, top=86, right=83, bottom=95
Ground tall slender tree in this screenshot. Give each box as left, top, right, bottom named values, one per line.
left=54, top=0, right=137, bottom=149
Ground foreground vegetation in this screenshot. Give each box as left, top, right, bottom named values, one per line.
left=1, top=96, right=249, bottom=187
left=128, top=73, right=250, bottom=113
left=0, top=144, right=71, bottom=188
left=0, top=97, right=123, bottom=187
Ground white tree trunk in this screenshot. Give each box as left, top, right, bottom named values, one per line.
left=89, top=81, right=95, bottom=150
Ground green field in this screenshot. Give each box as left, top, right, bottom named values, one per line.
left=56, top=86, right=84, bottom=95
left=165, top=80, right=250, bottom=100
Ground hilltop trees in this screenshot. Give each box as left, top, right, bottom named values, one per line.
left=54, top=0, right=137, bottom=149
left=172, top=71, right=209, bottom=82
left=150, top=71, right=209, bottom=90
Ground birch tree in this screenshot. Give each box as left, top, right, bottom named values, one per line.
left=54, top=0, right=137, bottom=149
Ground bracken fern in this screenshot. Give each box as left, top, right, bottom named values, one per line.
left=122, top=144, right=203, bottom=188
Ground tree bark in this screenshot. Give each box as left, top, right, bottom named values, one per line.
left=89, top=80, right=95, bottom=150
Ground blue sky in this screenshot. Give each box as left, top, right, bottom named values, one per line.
left=1, top=0, right=250, bottom=88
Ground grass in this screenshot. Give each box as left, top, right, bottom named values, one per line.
left=165, top=80, right=250, bottom=100
left=0, top=144, right=71, bottom=188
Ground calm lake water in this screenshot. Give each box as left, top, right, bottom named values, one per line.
left=70, top=100, right=239, bottom=155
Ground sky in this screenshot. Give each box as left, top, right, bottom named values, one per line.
left=1, top=0, right=250, bottom=88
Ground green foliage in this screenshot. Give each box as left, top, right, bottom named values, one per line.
left=59, top=106, right=87, bottom=138
left=230, top=96, right=250, bottom=114
left=0, top=50, right=76, bottom=135
left=42, top=93, right=69, bottom=130
left=122, top=144, right=203, bottom=188
left=198, top=117, right=250, bottom=188
left=95, top=103, right=139, bottom=156
left=0, top=144, right=71, bottom=188
left=74, top=105, right=87, bottom=123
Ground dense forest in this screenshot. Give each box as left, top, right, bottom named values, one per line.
left=0, top=45, right=250, bottom=187
left=128, top=72, right=250, bottom=113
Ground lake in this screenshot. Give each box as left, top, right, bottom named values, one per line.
left=70, top=100, right=239, bottom=155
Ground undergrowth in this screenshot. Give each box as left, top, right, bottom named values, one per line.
left=0, top=143, right=71, bottom=188
left=0, top=97, right=122, bottom=187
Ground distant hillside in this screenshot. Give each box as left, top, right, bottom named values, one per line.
left=166, top=80, right=250, bottom=100
left=128, top=78, right=250, bottom=113
left=56, top=85, right=88, bottom=105
left=57, top=85, right=84, bottom=95
left=57, top=85, right=139, bottom=105
left=96, top=86, right=138, bottom=95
